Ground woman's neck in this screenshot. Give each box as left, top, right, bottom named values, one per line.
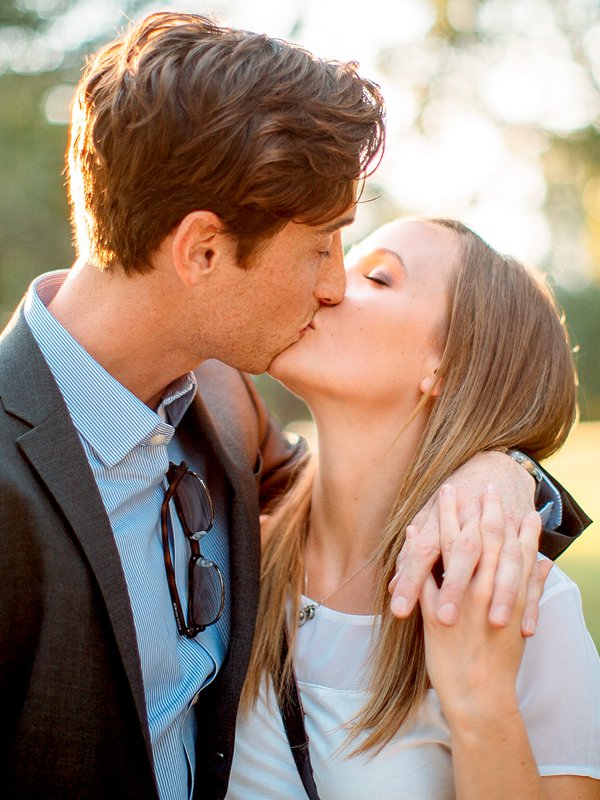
left=304, top=401, right=427, bottom=596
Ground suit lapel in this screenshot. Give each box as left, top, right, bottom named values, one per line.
left=0, top=312, right=153, bottom=761
left=181, top=385, right=261, bottom=667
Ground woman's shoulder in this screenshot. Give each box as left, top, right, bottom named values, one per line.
left=517, top=557, right=600, bottom=778
left=523, top=556, right=597, bottom=668
left=538, top=556, right=581, bottom=603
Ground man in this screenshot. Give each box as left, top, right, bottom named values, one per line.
left=0, top=12, right=589, bottom=800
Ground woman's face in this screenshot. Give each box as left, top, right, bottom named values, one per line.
left=269, top=219, right=459, bottom=412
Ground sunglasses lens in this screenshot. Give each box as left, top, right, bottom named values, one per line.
left=191, top=558, right=224, bottom=627
left=177, top=471, right=213, bottom=534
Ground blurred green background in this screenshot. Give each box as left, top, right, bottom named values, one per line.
left=0, top=0, right=598, bottom=645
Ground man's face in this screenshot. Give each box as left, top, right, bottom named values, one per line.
left=205, top=211, right=354, bottom=373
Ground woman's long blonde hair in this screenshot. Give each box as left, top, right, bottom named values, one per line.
left=241, top=219, right=578, bottom=753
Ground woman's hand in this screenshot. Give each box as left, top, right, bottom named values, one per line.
left=389, top=451, right=551, bottom=636
left=418, top=483, right=547, bottom=721
left=417, top=486, right=597, bottom=800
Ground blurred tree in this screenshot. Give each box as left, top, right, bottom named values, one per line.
left=1, top=0, right=599, bottom=419
left=558, top=285, right=600, bottom=421
left=373, top=0, right=600, bottom=282
left=0, top=0, right=149, bottom=322
left=0, top=70, right=72, bottom=323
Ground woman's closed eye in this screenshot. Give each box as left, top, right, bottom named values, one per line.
left=363, top=271, right=391, bottom=286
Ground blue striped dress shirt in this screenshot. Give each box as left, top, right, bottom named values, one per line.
left=24, top=271, right=231, bottom=800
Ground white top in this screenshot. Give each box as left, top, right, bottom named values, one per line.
left=226, top=563, right=600, bottom=799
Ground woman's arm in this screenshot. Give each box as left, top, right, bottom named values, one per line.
left=543, top=776, right=599, bottom=800
left=419, top=484, right=599, bottom=800
left=448, top=704, right=598, bottom=799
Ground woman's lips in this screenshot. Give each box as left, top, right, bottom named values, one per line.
left=299, top=321, right=315, bottom=336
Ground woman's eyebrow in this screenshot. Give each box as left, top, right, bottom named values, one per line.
left=371, top=247, right=408, bottom=276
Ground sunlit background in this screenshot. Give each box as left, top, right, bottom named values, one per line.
left=0, top=0, right=598, bottom=643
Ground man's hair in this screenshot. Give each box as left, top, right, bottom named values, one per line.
left=67, top=12, right=386, bottom=274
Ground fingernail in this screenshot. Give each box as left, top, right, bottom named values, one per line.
left=490, top=604, right=511, bottom=626
left=437, top=602, right=457, bottom=624
left=440, top=484, right=453, bottom=497
left=522, top=618, right=536, bottom=637
left=391, top=596, right=409, bottom=617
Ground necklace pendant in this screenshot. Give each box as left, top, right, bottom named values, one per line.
left=298, top=603, right=317, bottom=626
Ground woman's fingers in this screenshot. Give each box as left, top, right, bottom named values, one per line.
left=521, top=556, right=552, bottom=636
left=434, top=484, right=482, bottom=625
left=516, top=512, right=547, bottom=636
left=486, top=509, right=537, bottom=628
left=488, top=533, right=522, bottom=626
left=488, top=509, right=541, bottom=628
left=475, top=485, right=506, bottom=582
left=420, top=571, right=440, bottom=621
left=390, top=511, right=442, bottom=618
left=388, top=524, right=418, bottom=595
left=518, top=511, right=543, bottom=578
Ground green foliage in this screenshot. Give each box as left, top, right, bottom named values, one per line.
left=560, top=556, right=600, bottom=651
left=0, top=0, right=45, bottom=30
left=0, top=71, right=73, bottom=314
left=557, top=286, right=600, bottom=420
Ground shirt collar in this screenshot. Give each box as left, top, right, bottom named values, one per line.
left=23, top=270, right=197, bottom=467
left=159, top=372, right=197, bottom=429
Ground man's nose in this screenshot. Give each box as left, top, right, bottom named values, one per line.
left=316, top=233, right=346, bottom=306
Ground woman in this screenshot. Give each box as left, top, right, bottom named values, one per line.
left=226, top=219, right=600, bottom=799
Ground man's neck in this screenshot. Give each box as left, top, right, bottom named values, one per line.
left=47, top=259, right=201, bottom=408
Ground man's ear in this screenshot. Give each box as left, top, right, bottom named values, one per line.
left=171, top=210, right=229, bottom=286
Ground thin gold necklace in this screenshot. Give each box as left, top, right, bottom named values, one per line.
left=299, top=554, right=377, bottom=626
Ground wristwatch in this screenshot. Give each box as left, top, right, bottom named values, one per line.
left=503, top=448, right=544, bottom=483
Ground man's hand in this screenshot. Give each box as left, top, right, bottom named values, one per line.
left=388, top=451, right=552, bottom=636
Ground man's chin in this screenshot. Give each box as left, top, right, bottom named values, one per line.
left=264, top=337, right=300, bottom=376
left=266, top=347, right=291, bottom=379
left=238, top=352, right=283, bottom=377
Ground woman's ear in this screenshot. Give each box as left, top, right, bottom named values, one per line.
left=171, top=210, right=226, bottom=286
left=419, top=372, right=442, bottom=398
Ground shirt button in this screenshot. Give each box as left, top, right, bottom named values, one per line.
left=150, top=433, right=167, bottom=446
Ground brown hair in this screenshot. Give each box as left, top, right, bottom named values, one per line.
left=242, top=219, right=578, bottom=753
left=67, top=12, right=385, bottom=274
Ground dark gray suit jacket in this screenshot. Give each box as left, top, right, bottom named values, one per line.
left=0, top=309, right=304, bottom=800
